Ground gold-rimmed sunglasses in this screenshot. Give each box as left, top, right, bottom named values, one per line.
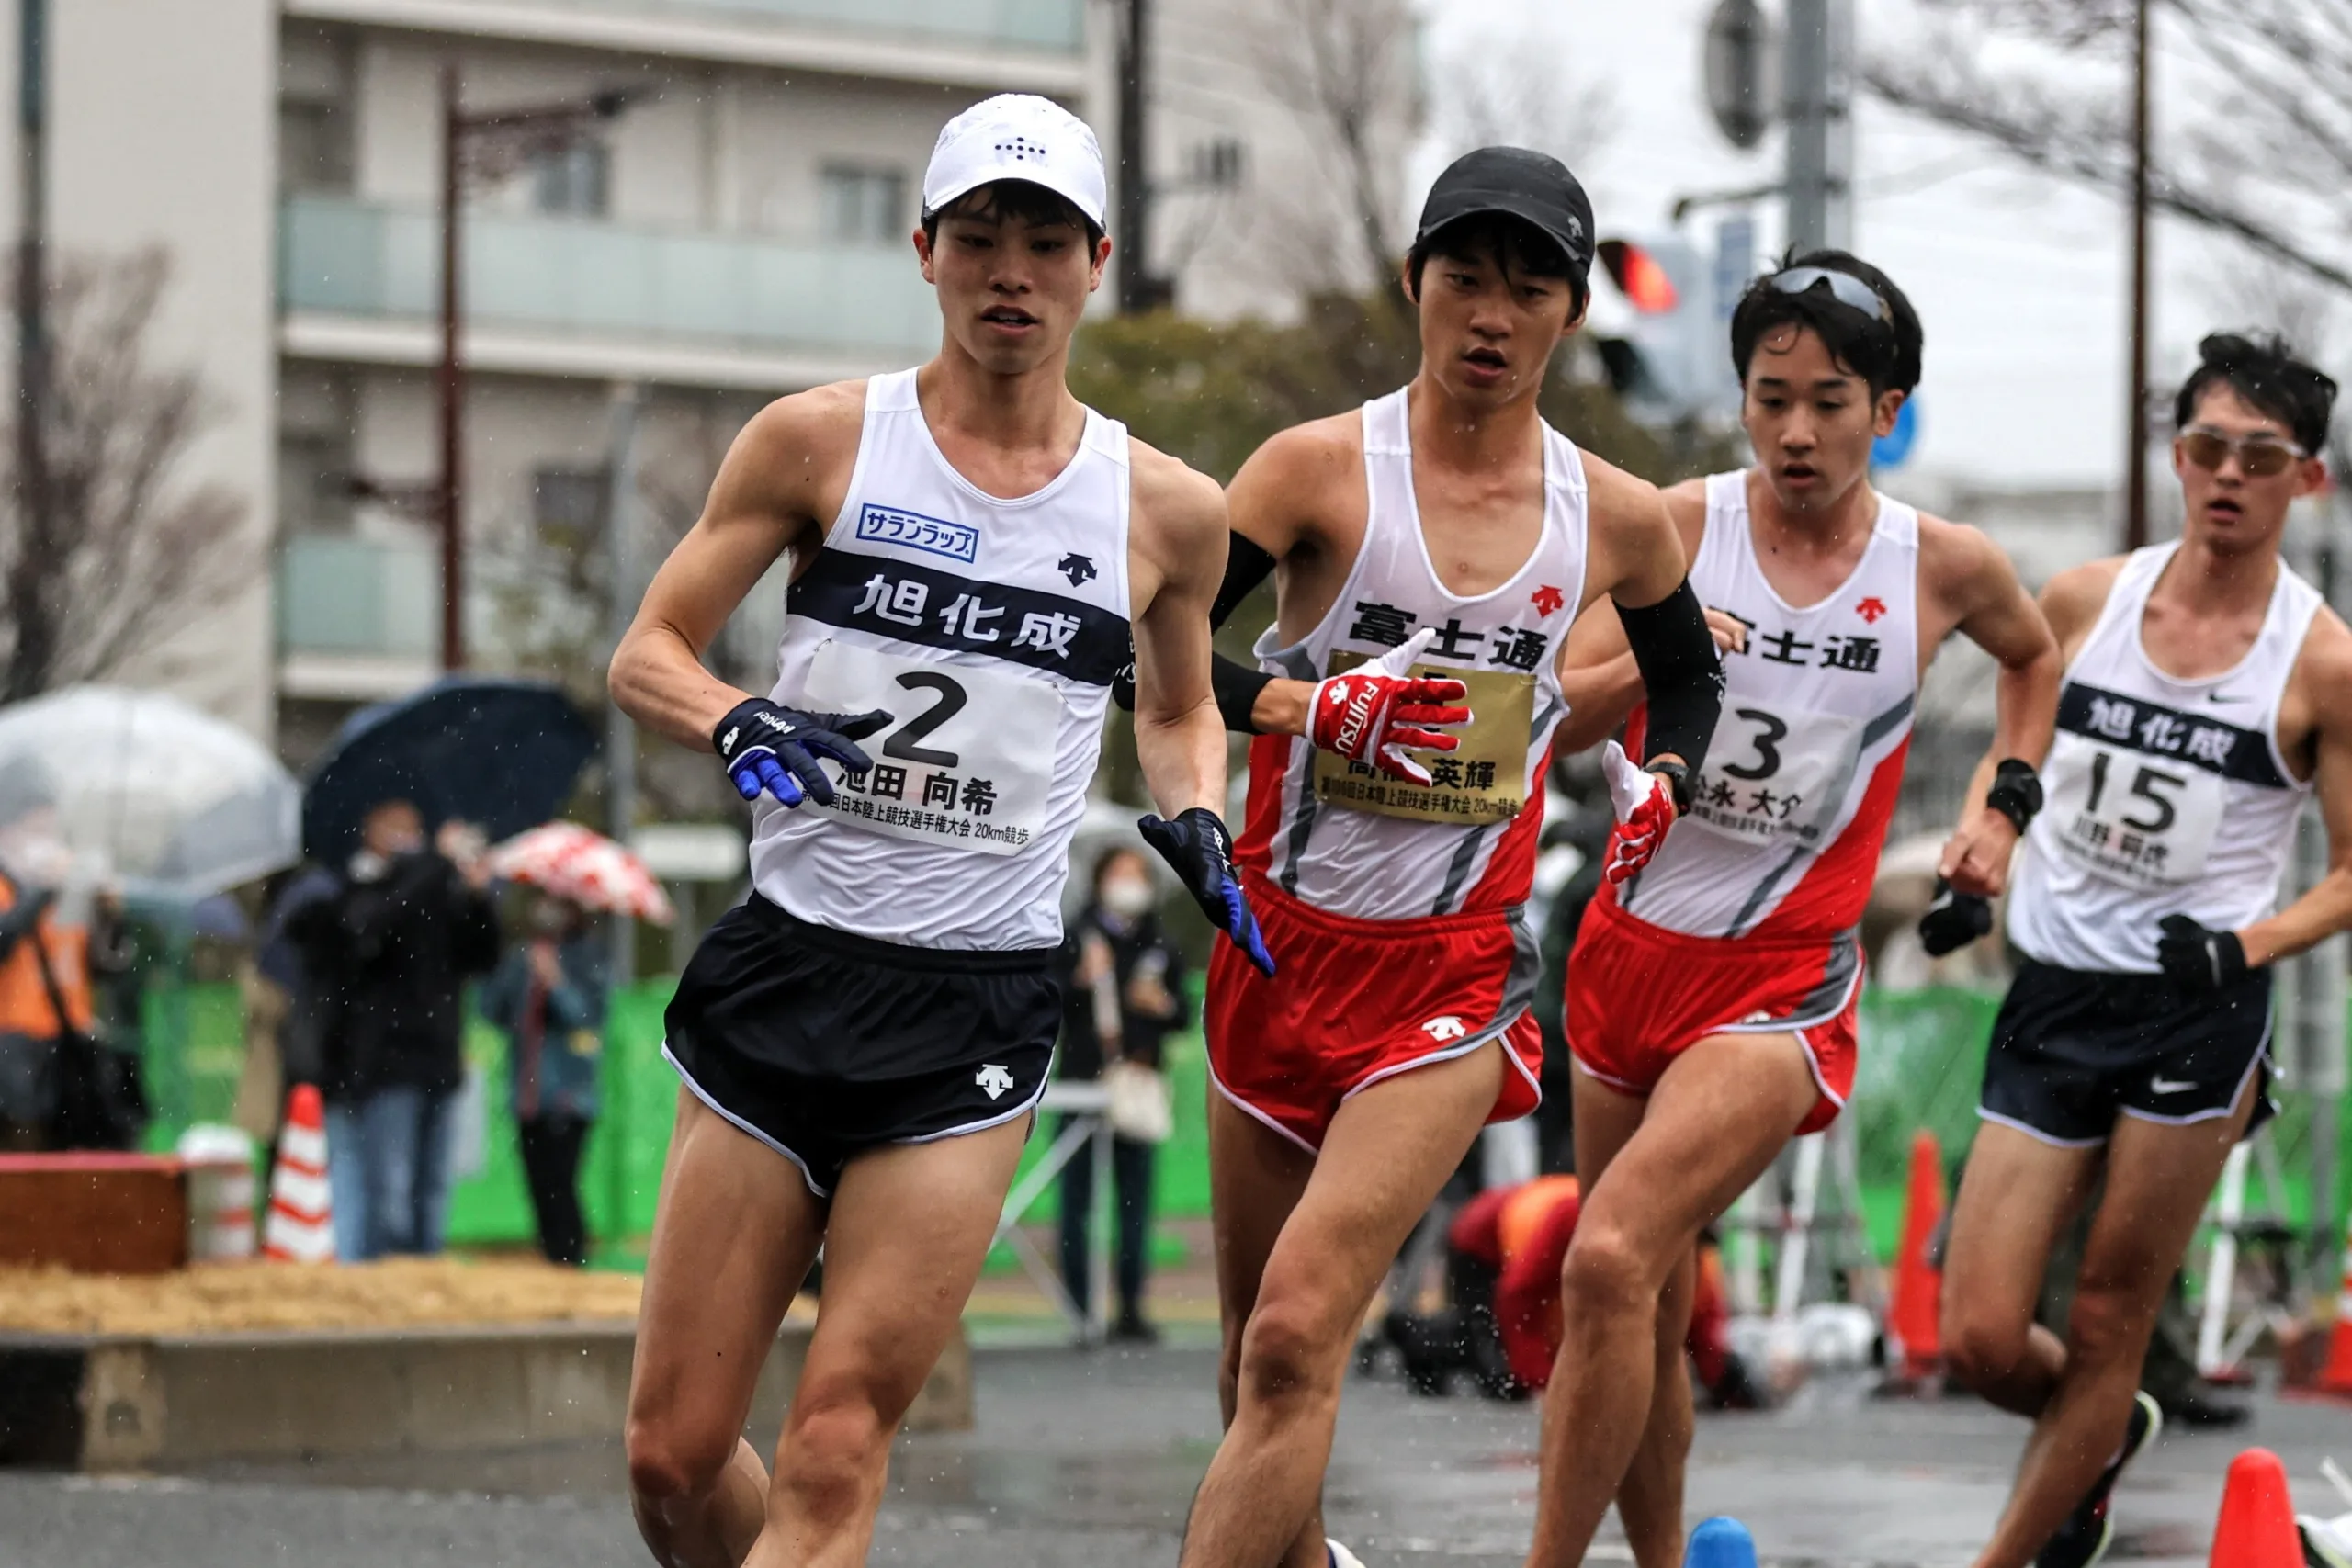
left=2177, top=425, right=2307, bottom=478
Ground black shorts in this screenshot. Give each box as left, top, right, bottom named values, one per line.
left=663, top=896, right=1060, bottom=1198
left=1979, top=957, right=2274, bottom=1147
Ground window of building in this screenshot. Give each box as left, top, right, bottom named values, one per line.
left=533, top=143, right=611, bottom=217
left=820, top=164, right=907, bottom=245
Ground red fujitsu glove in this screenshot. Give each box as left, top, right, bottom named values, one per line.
left=1601, top=740, right=1679, bottom=885
left=1306, top=627, right=1472, bottom=787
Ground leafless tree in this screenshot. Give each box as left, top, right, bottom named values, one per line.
left=1240, top=0, right=1420, bottom=300
left=1431, top=23, right=1619, bottom=177
left=0, top=249, right=252, bottom=703
left=1863, top=0, right=2352, bottom=292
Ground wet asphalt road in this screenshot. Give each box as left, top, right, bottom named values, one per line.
left=1, top=1345, right=2345, bottom=1567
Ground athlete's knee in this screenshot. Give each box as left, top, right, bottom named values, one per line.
left=1559, top=1219, right=1656, bottom=1321
left=777, top=1375, right=898, bottom=1513
left=1939, top=1299, right=2035, bottom=1393
left=1235, top=1292, right=1348, bottom=1414
left=625, top=1407, right=739, bottom=1508
left=2064, top=1277, right=2157, bottom=1367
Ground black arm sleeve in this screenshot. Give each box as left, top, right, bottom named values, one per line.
left=1114, top=531, right=1283, bottom=727
left=1618, top=579, right=1724, bottom=772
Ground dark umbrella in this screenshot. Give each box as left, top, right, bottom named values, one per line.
left=301, top=676, right=598, bottom=863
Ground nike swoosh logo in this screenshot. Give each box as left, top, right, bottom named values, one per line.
left=2207, top=693, right=2249, bottom=705
left=2148, top=1076, right=2199, bottom=1095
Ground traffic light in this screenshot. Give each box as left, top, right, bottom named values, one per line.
left=1590, top=224, right=1751, bottom=423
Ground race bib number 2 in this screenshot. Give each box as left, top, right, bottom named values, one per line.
left=797, top=639, right=1063, bottom=856
left=2042, top=730, right=2222, bottom=887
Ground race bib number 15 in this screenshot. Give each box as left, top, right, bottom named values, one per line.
left=797, top=639, right=1063, bottom=857
left=2041, top=729, right=2223, bottom=887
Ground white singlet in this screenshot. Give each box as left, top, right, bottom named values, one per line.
left=1607, top=469, right=1921, bottom=944
left=746, top=367, right=1131, bottom=950
left=2007, top=542, right=2321, bottom=974
left=1232, top=387, right=1589, bottom=922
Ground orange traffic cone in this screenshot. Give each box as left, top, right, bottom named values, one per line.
left=2316, top=1210, right=2352, bottom=1398
left=1885, top=1128, right=1945, bottom=1384
left=261, top=1084, right=335, bottom=1263
left=2209, top=1448, right=2301, bottom=1568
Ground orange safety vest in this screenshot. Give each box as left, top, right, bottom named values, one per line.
left=0, top=880, right=94, bottom=1037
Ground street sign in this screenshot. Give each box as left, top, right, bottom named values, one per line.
left=1704, top=0, right=1776, bottom=151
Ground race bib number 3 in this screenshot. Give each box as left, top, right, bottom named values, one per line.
left=1682, top=703, right=1863, bottom=847
left=1310, top=652, right=1533, bottom=827
left=2042, top=730, right=2222, bottom=887
left=797, top=639, right=1063, bottom=856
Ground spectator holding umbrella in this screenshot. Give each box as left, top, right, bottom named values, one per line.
left=290, top=799, right=502, bottom=1260
left=477, top=892, right=606, bottom=1268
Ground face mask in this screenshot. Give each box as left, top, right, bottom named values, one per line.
left=1100, top=876, right=1155, bottom=919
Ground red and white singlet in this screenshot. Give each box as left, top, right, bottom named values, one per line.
left=1208, top=387, right=1589, bottom=1150
left=1569, top=471, right=1920, bottom=1130
left=1232, top=387, right=1590, bottom=919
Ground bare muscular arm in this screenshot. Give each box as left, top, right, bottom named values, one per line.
left=1935, top=531, right=2070, bottom=895
left=1128, top=444, right=1236, bottom=818
left=2240, top=615, right=2352, bottom=966
left=608, top=384, right=861, bottom=748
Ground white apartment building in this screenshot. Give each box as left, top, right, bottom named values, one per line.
left=12, top=0, right=1112, bottom=758
left=14, top=0, right=1417, bottom=762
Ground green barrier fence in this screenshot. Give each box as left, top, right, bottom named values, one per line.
left=137, top=979, right=2349, bottom=1269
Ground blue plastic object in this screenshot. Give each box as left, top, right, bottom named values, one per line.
left=1683, top=1515, right=1758, bottom=1568
left=1871, top=393, right=1920, bottom=469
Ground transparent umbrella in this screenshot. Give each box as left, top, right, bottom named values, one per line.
left=0, top=685, right=302, bottom=899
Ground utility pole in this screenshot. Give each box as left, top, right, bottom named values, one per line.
left=7, top=0, right=51, bottom=702
left=1782, top=0, right=1851, bottom=254
left=2123, top=0, right=2153, bottom=549
left=438, top=61, right=466, bottom=671
left=1114, top=0, right=1165, bottom=312
left=602, top=381, right=641, bottom=989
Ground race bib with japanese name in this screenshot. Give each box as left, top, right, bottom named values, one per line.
left=1681, top=702, right=1864, bottom=847
left=1310, top=651, right=1534, bottom=827
left=797, top=639, right=1063, bottom=857
left=2041, top=729, right=2224, bottom=888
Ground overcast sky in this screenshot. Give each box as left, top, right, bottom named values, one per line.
left=1408, top=0, right=2255, bottom=493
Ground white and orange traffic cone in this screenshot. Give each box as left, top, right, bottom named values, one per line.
left=261, top=1084, right=335, bottom=1263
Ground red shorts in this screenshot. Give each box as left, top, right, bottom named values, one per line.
left=1565, top=896, right=1860, bottom=1134
left=1205, top=874, right=1544, bottom=1152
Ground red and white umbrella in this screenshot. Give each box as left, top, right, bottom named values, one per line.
left=487, top=822, right=674, bottom=925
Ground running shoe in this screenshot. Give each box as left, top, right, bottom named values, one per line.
left=1328, top=1540, right=1367, bottom=1568
left=2035, top=1391, right=2162, bottom=1568
left=2301, top=1512, right=2352, bottom=1568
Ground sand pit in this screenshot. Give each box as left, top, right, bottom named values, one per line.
left=0, top=1258, right=647, bottom=1337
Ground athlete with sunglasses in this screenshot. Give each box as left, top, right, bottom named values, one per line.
left=1524, top=250, right=2061, bottom=1568
left=1928, top=333, right=2352, bottom=1568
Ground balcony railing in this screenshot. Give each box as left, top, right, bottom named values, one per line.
left=588, top=0, right=1083, bottom=52
left=279, top=194, right=943, bottom=364
left=278, top=532, right=438, bottom=660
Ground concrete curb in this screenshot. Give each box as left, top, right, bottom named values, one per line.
left=0, top=1320, right=973, bottom=1471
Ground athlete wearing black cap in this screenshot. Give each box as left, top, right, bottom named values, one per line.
left=1174, top=147, right=1724, bottom=1568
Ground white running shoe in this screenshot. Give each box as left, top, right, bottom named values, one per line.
left=2301, top=1513, right=2352, bottom=1568
left=1327, top=1541, right=1367, bottom=1568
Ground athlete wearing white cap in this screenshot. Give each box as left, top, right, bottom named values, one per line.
left=613, top=93, right=1264, bottom=1568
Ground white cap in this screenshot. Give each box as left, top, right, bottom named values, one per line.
left=922, top=94, right=1108, bottom=231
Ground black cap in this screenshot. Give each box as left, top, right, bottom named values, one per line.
left=1412, top=146, right=1596, bottom=288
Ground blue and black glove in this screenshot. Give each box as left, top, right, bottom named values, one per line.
left=1917, top=877, right=1993, bottom=957
left=713, top=697, right=891, bottom=808
left=1137, top=807, right=1275, bottom=976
